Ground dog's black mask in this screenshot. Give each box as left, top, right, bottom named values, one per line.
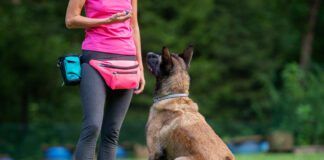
left=146, top=52, right=162, bottom=76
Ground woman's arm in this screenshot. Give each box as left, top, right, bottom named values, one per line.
left=131, top=0, right=142, bottom=70
left=131, top=0, right=145, bottom=94
left=65, top=0, right=131, bottom=29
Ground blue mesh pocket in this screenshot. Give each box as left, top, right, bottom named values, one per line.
left=58, top=55, right=81, bottom=86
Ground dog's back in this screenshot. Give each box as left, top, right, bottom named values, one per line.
left=146, top=46, right=235, bottom=160
left=147, top=98, right=234, bottom=160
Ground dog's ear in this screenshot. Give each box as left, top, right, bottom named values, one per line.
left=161, top=46, right=173, bottom=72
left=179, top=44, right=194, bottom=69
left=162, top=46, right=171, bottom=62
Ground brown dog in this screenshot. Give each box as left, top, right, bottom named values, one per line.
left=145, top=45, right=235, bottom=160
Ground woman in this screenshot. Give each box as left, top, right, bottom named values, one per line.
left=65, top=0, right=145, bottom=159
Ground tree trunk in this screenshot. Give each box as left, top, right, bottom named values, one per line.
left=300, top=0, right=321, bottom=71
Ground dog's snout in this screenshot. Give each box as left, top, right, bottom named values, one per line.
left=146, top=52, right=161, bottom=75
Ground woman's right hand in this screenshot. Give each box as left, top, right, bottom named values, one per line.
left=66, top=0, right=132, bottom=29
left=105, top=11, right=132, bottom=24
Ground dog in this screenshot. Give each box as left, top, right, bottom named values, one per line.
left=145, top=45, right=235, bottom=160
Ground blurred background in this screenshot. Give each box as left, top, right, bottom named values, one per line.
left=0, top=0, right=323, bottom=159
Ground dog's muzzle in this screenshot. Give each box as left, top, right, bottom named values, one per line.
left=146, top=52, right=161, bottom=75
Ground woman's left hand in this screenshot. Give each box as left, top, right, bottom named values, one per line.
left=134, top=70, right=145, bottom=94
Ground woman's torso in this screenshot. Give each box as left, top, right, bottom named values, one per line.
left=82, top=0, right=136, bottom=55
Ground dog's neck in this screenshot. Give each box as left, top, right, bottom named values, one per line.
left=154, top=81, right=189, bottom=98
left=154, top=89, right=189, bottom=98
left=153, top=93, right=189, bottom=103
left=152, top=96, right=198, bottom=112
left=154, top=73, right=190, bottom=97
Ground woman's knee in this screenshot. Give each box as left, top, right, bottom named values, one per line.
left=102, top=128, right=120, bottom=145
left=87, top=124, right=101, bottom=135
left=80, top=124, right=101, bottom=142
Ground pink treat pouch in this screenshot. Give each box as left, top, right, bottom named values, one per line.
left=89, top=59, right=140, bottom=90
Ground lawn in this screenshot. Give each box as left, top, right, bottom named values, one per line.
left=235, top=153, right=324, bottom=160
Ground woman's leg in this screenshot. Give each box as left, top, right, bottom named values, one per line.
left=75, top=63, right=107, bottom=160
left=97, top=89, right=134, bottom=160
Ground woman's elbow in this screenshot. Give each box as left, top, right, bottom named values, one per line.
left=65, top=17, right=74, bottom=29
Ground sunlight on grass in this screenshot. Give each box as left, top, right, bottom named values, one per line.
left=236, top=153, right=324, bottom=160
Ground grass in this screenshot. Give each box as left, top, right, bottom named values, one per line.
left=235, top=153, right=324, bottom=160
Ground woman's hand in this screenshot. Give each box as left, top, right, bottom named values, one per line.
left=65, top=0, right=132, bottom=29
left=134, top=69, right=145, bottom=94
left=105, top=11, right=132, bottom=24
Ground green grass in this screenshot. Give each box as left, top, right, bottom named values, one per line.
left=236, top=153, right=324, bottom=160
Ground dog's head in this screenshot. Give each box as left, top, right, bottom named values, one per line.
left=146, top=45, right=194, bottom=96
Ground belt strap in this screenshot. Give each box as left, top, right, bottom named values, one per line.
left=81, top=50, right=137, bottom=64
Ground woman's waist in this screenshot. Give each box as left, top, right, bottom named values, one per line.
left=85, top=26, right=132, bottom=39
left=81, top=50, right=136, bottom=64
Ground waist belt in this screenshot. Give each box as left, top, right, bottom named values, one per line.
left=81, top=50, right=136, bottom=64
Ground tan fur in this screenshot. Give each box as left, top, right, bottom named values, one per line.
left=154, top=55, right=190, bottom=97
left=146, top=98, right=235, bottom=160
left=146, top=50, right=235, bottom=160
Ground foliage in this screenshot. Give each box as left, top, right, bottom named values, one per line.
left=0, top=0, right=323, bottom=158
left=264, top=63, right=324, bottom=145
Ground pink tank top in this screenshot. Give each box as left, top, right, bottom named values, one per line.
left=82, top=0, right=136, bottom=55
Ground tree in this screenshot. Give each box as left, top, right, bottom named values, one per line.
left=300, top=0, right=321, bottom=70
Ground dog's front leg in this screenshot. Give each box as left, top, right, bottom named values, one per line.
left=146, top=122, right=166, bottom=159
left=147, top=129, right=166, bottom=160
left=148, top=147, right=166, bottom=160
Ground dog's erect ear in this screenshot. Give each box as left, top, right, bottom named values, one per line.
left=162, top=46, right=171, bottom=62
left=179, top=44, right=194, bottom=69
left=161, top=46, right=173, bottom=72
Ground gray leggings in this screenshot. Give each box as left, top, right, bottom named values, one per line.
left=75, top=51, right=134, bottom=160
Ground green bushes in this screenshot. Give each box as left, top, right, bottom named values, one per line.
left=0, top=0, right=323, bottom=158
left=263, top=63, right=324, bottom=145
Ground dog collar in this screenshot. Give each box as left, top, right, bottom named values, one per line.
left=153, top=93, right=189, bottom=103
